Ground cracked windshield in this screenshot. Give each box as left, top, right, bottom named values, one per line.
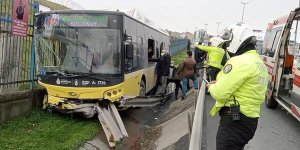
left=35, top=14, right=121, bottom=76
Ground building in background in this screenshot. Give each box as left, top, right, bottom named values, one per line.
left=193, top=29, right=208, bottom=46
left=180, top=32, right=193, bottom=40
left=253, top=29, right=264, bottom=54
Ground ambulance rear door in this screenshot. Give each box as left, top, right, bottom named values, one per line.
left=262, top=20, right=286, bottom=98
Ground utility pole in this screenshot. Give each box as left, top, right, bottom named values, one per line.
left=204, top=23, right=208, bottom=32
left=241, top=2, right=248, bottom=24
left=216, top=21, right=221, bottom=35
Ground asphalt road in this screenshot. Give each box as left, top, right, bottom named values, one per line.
left=204, top=95, right=300, bottom=150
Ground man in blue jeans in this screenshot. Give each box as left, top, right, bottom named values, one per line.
left=176, top=50, right=199, bottom=100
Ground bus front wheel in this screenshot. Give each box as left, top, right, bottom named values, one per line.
left=265, top=95, right=278, bottom=109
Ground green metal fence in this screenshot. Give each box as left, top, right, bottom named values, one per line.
left=169, top=37, right=188, bottom=56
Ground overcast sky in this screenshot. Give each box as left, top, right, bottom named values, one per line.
left=74, top=0, right=298, bottom=35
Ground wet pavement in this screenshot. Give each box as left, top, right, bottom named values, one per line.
left=203, top=95, right=300, bottom=150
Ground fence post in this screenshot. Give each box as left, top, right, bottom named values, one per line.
left=29, top=0, right=39, bottom=89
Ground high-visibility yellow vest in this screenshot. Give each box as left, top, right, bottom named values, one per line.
left=196, top=45, right=225, bottom=69
left=209, top=50, right=268, bottom=118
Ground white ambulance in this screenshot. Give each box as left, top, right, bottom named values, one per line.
left=262, top=8, right=300, bottom=121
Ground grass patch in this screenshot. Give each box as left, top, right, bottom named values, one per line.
left=171, top=49, right=188, bottom=66
left=0, top=109, right=100, bottom=150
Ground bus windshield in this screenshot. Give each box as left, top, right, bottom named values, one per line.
left=35, top=14, right=122, bottom=76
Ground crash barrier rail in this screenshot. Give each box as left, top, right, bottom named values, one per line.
left=169, top=37, right=189, bottom=56
left=0, top=0, right=38, bottom=93
left=189, top=68, right=207, bottom=150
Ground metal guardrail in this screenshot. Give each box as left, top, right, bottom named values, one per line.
left=189, top=69, right=207, bottom=150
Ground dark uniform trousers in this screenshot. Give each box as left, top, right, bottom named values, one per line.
left=217, top=107, right=258, bottom=150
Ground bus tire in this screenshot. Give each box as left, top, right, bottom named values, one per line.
left=139, top=80, right=146, bottom=96
left=265, top=95, right=278, bottom=109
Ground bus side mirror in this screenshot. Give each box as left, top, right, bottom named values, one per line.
left=126, top=44, right=134, bottom=59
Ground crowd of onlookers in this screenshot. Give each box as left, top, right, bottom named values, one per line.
left=152, top=41, right=213, bottom=100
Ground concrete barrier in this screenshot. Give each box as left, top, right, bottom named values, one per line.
left=0, top=88, right=46, bottom=122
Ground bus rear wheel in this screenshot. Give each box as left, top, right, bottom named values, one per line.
left=139, top=80, right=146, bottom=96
left=265, top=95, right=278, bottom=109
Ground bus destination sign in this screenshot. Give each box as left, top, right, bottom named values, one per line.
left=60, top=15, right=108, bottom=27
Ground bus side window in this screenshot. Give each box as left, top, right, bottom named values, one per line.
left=132, top=43, right=138, bottom=69
left=155, top=40, right=159, bottom=58
left=148, top=39, right=155, bottom=61
left=160, top=42, right=164, bottom=51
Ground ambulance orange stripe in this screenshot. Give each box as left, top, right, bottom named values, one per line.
left=291, top=104, right=300, bottom=120
left=294, top=74, right=300, bottom=88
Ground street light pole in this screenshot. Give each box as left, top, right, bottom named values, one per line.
left=241, top=2, right=248, bottom=24
left=216, top=21, right=221, bottom=35
left=204, top=23, right=208, bottom=32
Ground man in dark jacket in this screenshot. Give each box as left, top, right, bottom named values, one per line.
left=194, top=42, right=207, bottom=76
left=152, top=49, right=171, bottom=96
left=176, top=50, right=198, bottom=100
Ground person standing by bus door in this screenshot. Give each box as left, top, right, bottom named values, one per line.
left=176, top=50, right=198, bottom=100
left=196, top=37, right=225, bottom=82
left=194, top=42, right=207, bottom=77
left=152, top=49, right=171, bottom=96
left=206, top=24, right=268, bottom=150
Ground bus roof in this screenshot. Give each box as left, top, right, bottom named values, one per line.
left=37, top=10, right=169, bottom=36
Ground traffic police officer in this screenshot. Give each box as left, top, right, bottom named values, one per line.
left=196, top=37, right=225, bottom=81
left=206, top=24, right=268, bottom=150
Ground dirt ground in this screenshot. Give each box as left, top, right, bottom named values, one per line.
left=116, top=89, right=196, bottom=150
